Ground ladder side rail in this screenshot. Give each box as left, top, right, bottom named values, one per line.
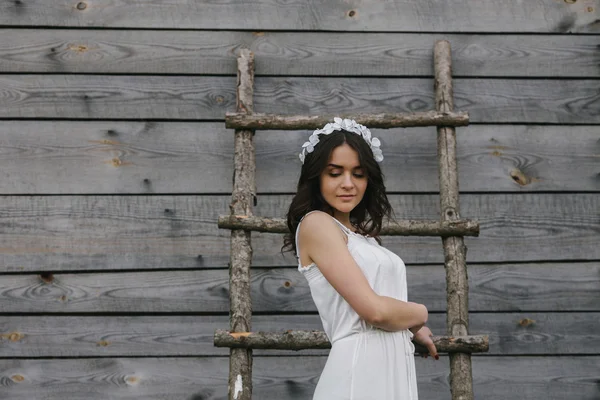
left=434, top=40, right=474, bottom=400
left=228, top=48, right=256, bottom=400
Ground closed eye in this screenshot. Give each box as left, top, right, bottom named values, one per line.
left=329, top=173, right=365, bottom=178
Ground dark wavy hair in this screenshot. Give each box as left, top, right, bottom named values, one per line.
left=282, top=129, right=394, bottom=256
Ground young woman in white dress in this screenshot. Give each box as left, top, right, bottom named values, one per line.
left=282, top=118, right=439, bottom=399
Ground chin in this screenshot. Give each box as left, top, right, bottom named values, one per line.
left=333, top=201, right=358, bottom=213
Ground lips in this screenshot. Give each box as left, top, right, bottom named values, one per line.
left=338, top=195, right=355, bottom=199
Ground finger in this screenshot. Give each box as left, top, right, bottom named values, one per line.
left=427, top=343, right=439, bottom=360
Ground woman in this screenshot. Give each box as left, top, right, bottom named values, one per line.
left=282, top=118, right=438, bottom=399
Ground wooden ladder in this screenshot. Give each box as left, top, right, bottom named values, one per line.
left=215, top=41, right=489, bottom=400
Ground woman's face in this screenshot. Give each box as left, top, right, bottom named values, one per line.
left=319, top=143, right=368, bottom=217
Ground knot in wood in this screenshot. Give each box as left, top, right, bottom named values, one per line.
left=40, top=272, right=54, bottom=283
left=76, top=2, right=87, bottom=10
left=443, top=207, right=459, bottom=220
left=68, top=44, right=89, bottom=53
left=518, top=318, right=536, bottom=327
left=510, top=168, right=529, bottom=186
left=2, top=332, right=25, bottom=342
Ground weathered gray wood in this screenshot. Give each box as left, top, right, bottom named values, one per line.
left=2, top=313, right=596, bottom=357
left=225, top=111, right=469, bottom=129
left=218, top=215, right=480, bottom=236
left=0, top=0, right=597, bottom=32
left=0, top=194, right=598, bottom=272
left=0, top=76, right=599, bottom=123
left=228, top=48, right=255, bottom=400
left=435, top=39, right=473, bottom=400
left=0, top=121, right=234, bottom=194
left=0, top=357, right=598, bottom=399
left=1, top=262, right=598, bottom=313
left=214, top=329, right=489, bottom=353
left=2, top=30, right=600, bottom=77
left=0, top=122, right=597, bottom=194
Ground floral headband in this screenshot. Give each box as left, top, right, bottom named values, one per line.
left=299, top=117, right=383, bottom=164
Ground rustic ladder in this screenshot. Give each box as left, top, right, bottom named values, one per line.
left=215, top=41, right=489, bottom=400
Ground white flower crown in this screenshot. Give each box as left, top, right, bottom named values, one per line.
left=299, top=117, right=383, bottom=164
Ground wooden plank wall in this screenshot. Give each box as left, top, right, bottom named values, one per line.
left=0, top=1, right=599, bottom=399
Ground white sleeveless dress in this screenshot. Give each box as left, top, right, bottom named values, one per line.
left=296, top=211, right=418, bottom=400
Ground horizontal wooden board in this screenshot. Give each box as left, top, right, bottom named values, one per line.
left=2, top=31, right=600, bottom=77
left=1, top=76, right=599, bottom=124
left=0, top=194, right=598, bottom=271
left=0, top=0, right=598, bottom=32
left=1, top=263, right=598, bottom=313
left=0, top=121, right=234, bottom=194
left=0, top=122, right=598, bottom=194
left=1, top=313, right=597, bottom=357
left=1, top=357, right=598, bottom=399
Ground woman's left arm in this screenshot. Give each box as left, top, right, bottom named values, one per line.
left=409, top=323, right=425, bottom=335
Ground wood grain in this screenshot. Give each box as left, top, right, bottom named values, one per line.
left=0, top=76, right=598, bottom=123
left=0, top=122, right=597, bottom=194
left=0, top=356, right=598, bottom=399
left=0, top=262, right=598, bottom=313
left=228, top=47, right=255, bottom=400
left=0, top=3, right=596, bottom=398
left=4, top=313, right=592, bottom=357
left=434, top=40, right=474, bottom=400
left=2, top=31, right=600, bottom=77
left=0, top=0, right=597, bottom=32
left=0, top=194, right=597, bottom=271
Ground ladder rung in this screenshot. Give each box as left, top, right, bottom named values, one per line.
left=225, top=111, right=469, bottom=130
left=218, top=215, right=479, bottom=237
left=214, top=329, right=488, bottom=353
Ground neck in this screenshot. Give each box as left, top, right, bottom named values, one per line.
left=331, top=209, right=353, bottom=231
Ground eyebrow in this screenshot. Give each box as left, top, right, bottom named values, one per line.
left=328, top=163, right=363, bottom=169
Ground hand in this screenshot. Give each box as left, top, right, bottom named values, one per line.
left=412, top=326, right=439, bottom=360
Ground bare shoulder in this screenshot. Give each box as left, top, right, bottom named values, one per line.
left=299, top=211, right=347, bottom=245
left=299, top=211, right=335, bottom=235
left=300, top=210, right=332, bottom=227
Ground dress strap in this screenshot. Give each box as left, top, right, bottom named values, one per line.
left=328, top=216, right=353, bottom=235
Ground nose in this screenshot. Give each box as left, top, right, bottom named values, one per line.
left=341, top=172, right=355, bottom=189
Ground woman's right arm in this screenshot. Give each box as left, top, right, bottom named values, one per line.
left=299, top=212, right=428, bottom=332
